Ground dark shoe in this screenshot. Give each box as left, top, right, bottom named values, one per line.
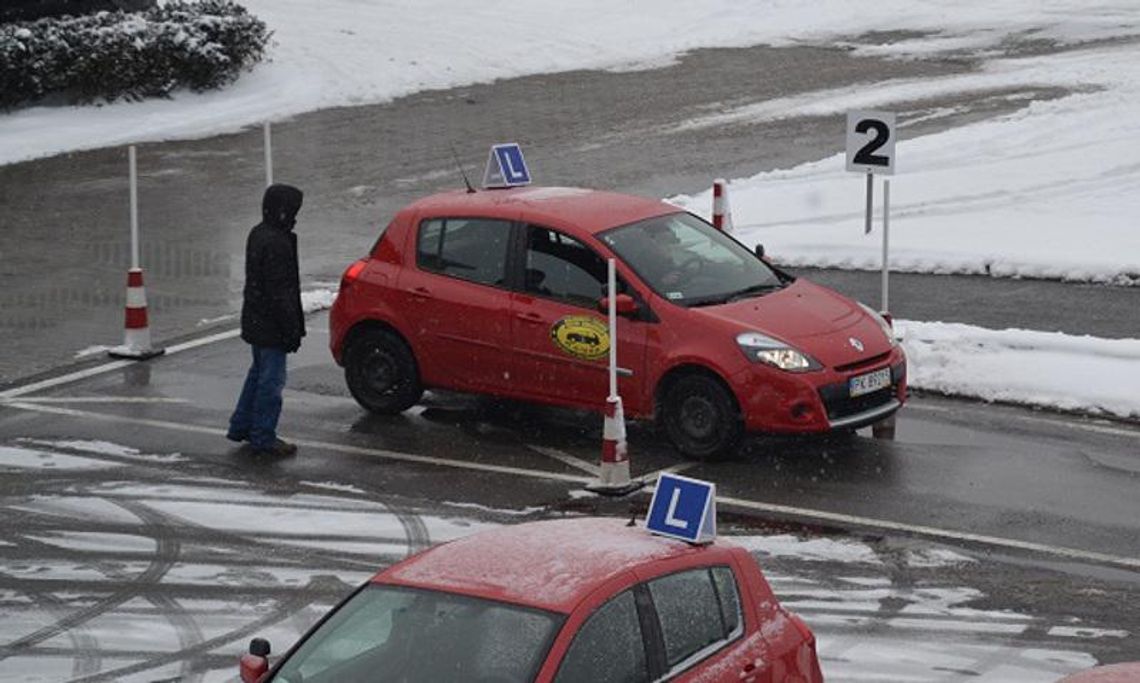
left=249, top=439, right=297, bottom=457
left=225, top=431, right=248, bottom=443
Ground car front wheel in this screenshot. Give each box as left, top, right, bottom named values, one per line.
left=661, top=373, right=742, bottom=459
left=344, top=328, right=423, bottom=414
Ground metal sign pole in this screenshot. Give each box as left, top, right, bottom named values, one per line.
left=129, top=145, right=139, bottom=270
left=882, top=179, right=890, bottom=312
left=864, top=172, right=873, bottom=235
left=608, top=258, right=617, bottom=399
left=264, top=121, right=273, bottom=187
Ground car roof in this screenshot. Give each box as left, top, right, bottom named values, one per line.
left=376, top=517, right=738, bottom=614
left=403, top=186, right=682, bottom=235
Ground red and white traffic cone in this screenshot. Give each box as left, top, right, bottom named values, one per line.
left=712, top=178, right=733, bottom=233
left=108, top=267, right=164, bottom=360
left=586, top=395, right=642, bottom=496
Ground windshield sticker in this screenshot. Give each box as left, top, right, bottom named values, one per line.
left=550, top=316, right=610, bottom=361
left=666, top=291, right=684, bottom=300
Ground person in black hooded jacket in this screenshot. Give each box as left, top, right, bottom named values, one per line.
left=227, top=184, right=305, bottom=456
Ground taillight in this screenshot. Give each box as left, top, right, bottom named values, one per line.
left=340, top=259, right=368, bottom=291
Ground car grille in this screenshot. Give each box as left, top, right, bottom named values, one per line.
left=818, top=363, right=905, bottom=422
left=835, top=351, right=892, bottom=374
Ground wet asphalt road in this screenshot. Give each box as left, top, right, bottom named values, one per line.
left=0, top=313, right=1137, bottom=680
left=2, top=36, right=1135, bottom=384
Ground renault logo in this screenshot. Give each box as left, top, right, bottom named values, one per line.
left=848, top=337, right=864, bottom=352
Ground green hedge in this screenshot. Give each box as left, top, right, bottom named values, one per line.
left=0, top=0, right=270, bottom=109
left=2, top=1, right=155, bottom=24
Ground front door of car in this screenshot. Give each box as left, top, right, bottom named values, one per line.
left=397, top=216, right=513, bottom=392
left=508, top=225, right=647, bottom=409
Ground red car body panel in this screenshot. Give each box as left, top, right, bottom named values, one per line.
left=330, top=185, right=906, bottom=434
left=375, top=518, right=822, bottom=682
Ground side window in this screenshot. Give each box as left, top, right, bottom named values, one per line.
left=647, top=568, right=738, bottom=670
left=525, top=226, right=619, bottom=307
left=417, top=218, right=510, bottom=286
left=554, top=590, right=649, bottom=683
left=711, top=566, right=743, bottom=636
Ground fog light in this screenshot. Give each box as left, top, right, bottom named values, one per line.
left=790, top=402, right=811, bottom=419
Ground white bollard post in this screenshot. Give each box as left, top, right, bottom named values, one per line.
left=109, top=145, right=164, bottom=361
left=586, top=258, right=640, bottom=496
left=264, top=121, right=273, bottom=187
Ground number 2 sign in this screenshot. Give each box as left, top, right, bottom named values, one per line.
left=846, top=110, right=896, bottom=175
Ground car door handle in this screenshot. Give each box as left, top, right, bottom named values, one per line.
left=515, top=311, right=544, bottom=323
left=410, top=286, right=432, bottom=300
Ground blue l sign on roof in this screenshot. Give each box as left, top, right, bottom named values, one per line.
left=483, top=143, right=531, bottom=188
left=646, top=473, right=716, bottom=544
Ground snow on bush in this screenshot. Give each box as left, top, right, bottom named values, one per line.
left=0, top=0, right=269, bottom=109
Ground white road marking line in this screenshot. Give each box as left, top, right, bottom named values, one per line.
left=3, top=402, right=595, bottom=486
left=640, top=462, right=697, bottom=482
left=526, top=444, right=600, bottom=476
left=715, top=493, right=1140, bottom=571
left=907, top=401, right=1140, bottom=438
left=1046, top=626, right=1129, bottom=639
left=0, top=329, right=241, bottom=400
left=0, top=397, right=188, bottom=404
left=5, top=402, right=1140, bottom=572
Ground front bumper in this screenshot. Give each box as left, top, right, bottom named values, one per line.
left=730, top=347, right=907, bottom=434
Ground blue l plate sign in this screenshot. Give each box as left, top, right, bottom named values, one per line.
left=646, top=473, right=716, bottom=544
left=482, top=142, right=531, bottom=188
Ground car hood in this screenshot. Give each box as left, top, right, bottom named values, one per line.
left=693, top=279, right=892, bottom=368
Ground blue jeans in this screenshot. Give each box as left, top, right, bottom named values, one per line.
left=228, top=346, right=287, bottom=449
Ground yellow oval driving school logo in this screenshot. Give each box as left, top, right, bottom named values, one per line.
left=550, top=316, right=610, bottom=361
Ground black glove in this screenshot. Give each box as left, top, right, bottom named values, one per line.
left=285, top=337, right=302, bottom=353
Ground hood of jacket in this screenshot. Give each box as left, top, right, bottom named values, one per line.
left=262, top=184, right=304, bottom=232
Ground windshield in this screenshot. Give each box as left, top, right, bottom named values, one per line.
left=272, top=584, right=563, bottom=683
left=600, top=212, right=783, bottom=306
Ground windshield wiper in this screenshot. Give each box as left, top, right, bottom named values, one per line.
left=725, top=282, right=783, bottom=303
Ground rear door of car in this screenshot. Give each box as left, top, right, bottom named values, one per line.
left=507, top=223, right=647, bottom=407
left=396, top=215, right=516, bottom=392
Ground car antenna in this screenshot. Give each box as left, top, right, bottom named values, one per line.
left=449, top=143, right=476, bottom=194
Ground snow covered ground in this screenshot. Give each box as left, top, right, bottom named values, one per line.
left=899, top=321, right=1140, bottom=420
left=2, top=1, right=1138, bottom=167
left=3, top=3, right=1138, bottom=418
left=671, top=42, right=1140, bottom=286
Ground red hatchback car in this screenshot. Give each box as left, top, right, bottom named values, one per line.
left=330, top=186, right=906, bottom=458
left=239, top=517, right=823, bottom=682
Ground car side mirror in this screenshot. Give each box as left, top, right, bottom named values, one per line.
left=597, top=293, right=639, bottom=317
left=754, top=244, right=765, bottom=259
left=240, top=638, right=271, bottom=683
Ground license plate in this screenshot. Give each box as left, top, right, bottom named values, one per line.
left=849, top=367, right=891, bottom=397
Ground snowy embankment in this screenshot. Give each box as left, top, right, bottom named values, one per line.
left=898, top=321, right=1140, bottom=420
left=1, top=1, right=1138, bottom=166
left=671, top=44, right=1140, bottom=286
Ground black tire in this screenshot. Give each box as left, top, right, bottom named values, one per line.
left=661, top=373, right=742, bottom=460
left=344, top=328, right=423, bottom=414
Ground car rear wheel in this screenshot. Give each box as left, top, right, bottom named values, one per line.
left=662, top=374, right=742, bottom=459
left=344, top=328, right=423, bottom=414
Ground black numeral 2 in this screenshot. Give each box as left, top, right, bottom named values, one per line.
left=854, top=119, right=890, bottom=166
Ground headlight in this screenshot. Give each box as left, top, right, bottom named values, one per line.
left=736, top=332, right=820, bottom=372
left=858, top=302, right=898, bottom=347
